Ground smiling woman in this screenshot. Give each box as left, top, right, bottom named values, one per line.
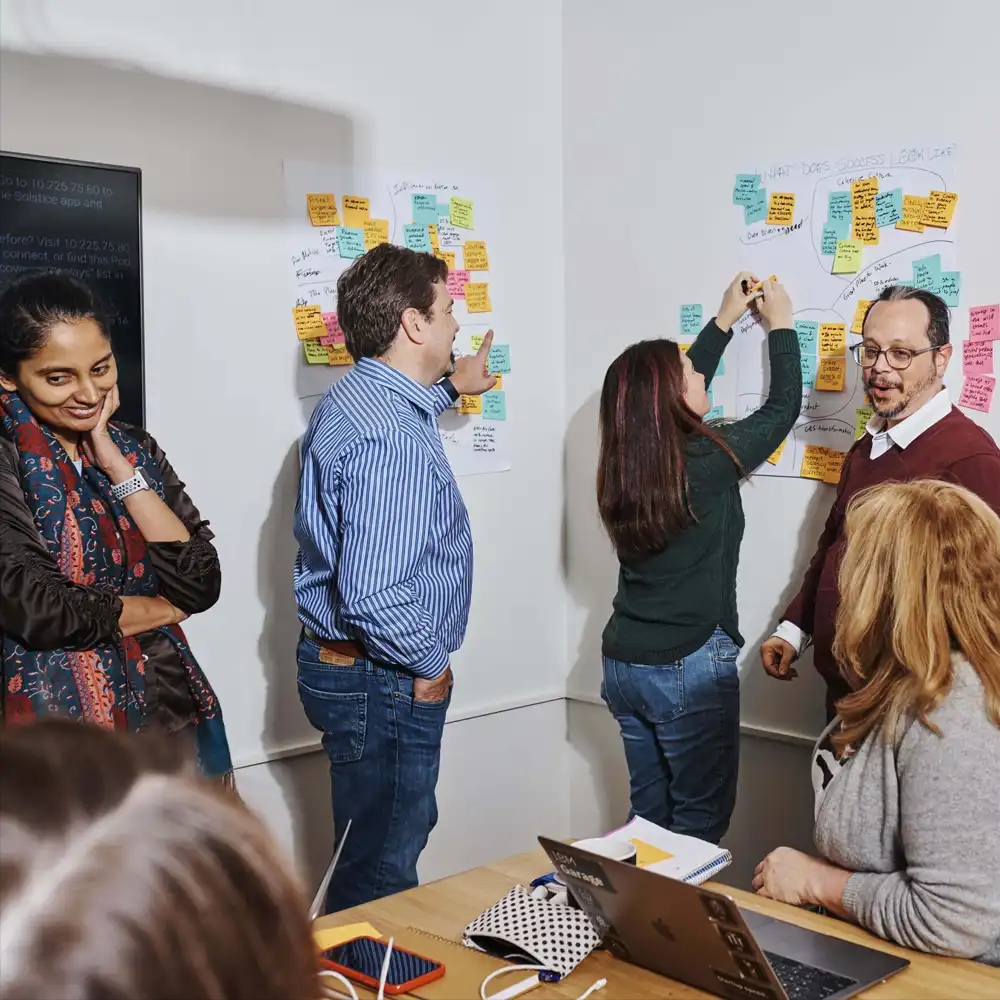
left=0, top=270, right=233, bottom=781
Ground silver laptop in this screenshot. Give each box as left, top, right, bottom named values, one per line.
left=309, top=818, right=352, bottom=921
left=539, top=836, right=908, bottom=1000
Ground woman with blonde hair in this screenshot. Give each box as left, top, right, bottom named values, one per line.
left=753, top=480, right=1000, bottom=964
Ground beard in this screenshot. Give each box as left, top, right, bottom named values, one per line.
left=864, top=367, right=938, bottom=419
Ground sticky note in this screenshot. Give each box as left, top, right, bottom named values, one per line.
left=938, top=271, right=961, bottom=307
left=819, top=323, right=846, bottom=356
left=403, top=224, right=432, bottom=253
left=314, top=922, right=382, bottom=952
left=766, top=192, right=795, bottom=226
left=437, top=223, right=464, bottom=248
left=320, top=312, right=344, bottom=345
left=446, top=269, right=469, bottom=299
left=412, top=193, right=439, bottom=225
left=491, top=374, right=504, bottom=390
left=303, top=340, right=330, bottom=364
left=801, top=354, right=818, bottom=388
left=306, top=193, right=340, bottom=227
left=822, top=449, right=847, bottom=485
left=962, top=338, right=994, bottom=376
left=732, top=174, right=761, bottom=206
left=705, top=404, right=725, bottom=421
left=678, top=343, right=692, bottom=354
left=336, top=227, right=365, bottom=259
left=363, top=218, right=389, bottom=250
left=874, top=188, right=903, bottom=227
left=850, top=299, right=871, bottom=335
left=854, top=406, right=874, bottom=440
left=716, top=356, right=725, bottom=376
left=851, top=176, right=878, bottom=212
left=458, top=393, right=482, bottom=415
left=800, top=445, right=828, bottom=480
left=969, top=304, right=1000, bottom=342
left=815, top=357, right=847, bottom=392
left=482, top=391, right=507, bottom=420
left=922, top=190, right=958, bottom=229
left=328, top=344, right=353, bottom=366
left=470, top=334, right=485, bottom=351
left=912, top=254, right=941, bottom=292
left=832, top=240, right=863, bottom=274
left=794, top=320, right=819, bottom=353
left=744, top=189, right=768, bottom=225
left=463, top=241, right=489, bottom=271
left=293, top=304, right=325, bottom=340
left=852, top=210, right=878, bottom=245
left=450, top=196, right=474, bottom=229
left=766, top=438, right=787, bottom=465
left=464, top=282, right=492, bottom=313
left=680, top=304, right=703, bottom=335
left=341, top=196, right=370, bottom=228
left=958, top=374, right=995, bottom=413
left=488, top=343, right=511, bottom=374
left=630, top=839, right=674, bottom=867
left=434, top=250, right=456, bottom=270
left=427, top=224, right=439, bottom=252
left=821, top=225, right=841, bottom=255
left=827, top=191, right=852, bottom=224
left=896, top=194, right=928, bottom=233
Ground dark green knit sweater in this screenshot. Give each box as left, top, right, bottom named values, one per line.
left=602, top=320, right=802, bottom=664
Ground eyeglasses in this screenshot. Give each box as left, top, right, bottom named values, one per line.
left=850, top=344, right=940, bottom=371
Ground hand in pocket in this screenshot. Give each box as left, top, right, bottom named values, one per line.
left=413, top=666, right=453, bottom=704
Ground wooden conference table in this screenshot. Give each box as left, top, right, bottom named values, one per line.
left=317, top=850, right=1000, bottom=1000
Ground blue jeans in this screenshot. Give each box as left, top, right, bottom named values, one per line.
left=602, top=627, right=740, bottom=844
left=296, top=634, right=450, bottom=913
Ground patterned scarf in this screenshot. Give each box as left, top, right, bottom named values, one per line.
left=1, top=390, right=232, bottom=777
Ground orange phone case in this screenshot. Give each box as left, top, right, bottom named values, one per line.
left=319, top=936, right=446, bottom=996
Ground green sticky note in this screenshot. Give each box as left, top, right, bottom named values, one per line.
left=874, top=188, right=903, bottom=227
left=912, top=254, right=942, bottom=291
left=482, top=390, right=506, bottom=420
left=938, top=271, right=961, bottom=307
left=827, top=191, right=852, bottom=224
left=801, top=354, right=818, bottom=388
left=794, top=320, right=819, bottom=353
left=450, top=196, right=474, bottom=229
left=733, top=174, right=761, bottom=206
left=336, top=227, right=365, bottom=259
left=832, top=240, right=863, bottom=274
left=744, top=189, right=767, bottom=224
left=412, top=193, right=439, bottom=225
left=855, top=406, right=874, bottom=440
left=680, top=304, right=703, bottom=335
left=487, top=343, right=511, bottom=374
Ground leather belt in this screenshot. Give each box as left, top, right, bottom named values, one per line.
left=303, top=628, right=365, bottom=661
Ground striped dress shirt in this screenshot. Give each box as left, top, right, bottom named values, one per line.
left=294, top=358, right=473, bottom=679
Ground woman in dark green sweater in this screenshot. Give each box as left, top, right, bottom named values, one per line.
left=597, top=274, right=801, bottom=844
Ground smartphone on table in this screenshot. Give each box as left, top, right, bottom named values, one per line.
left=320, top=936, right=445, bottom=995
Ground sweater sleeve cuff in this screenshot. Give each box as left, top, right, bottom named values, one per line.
left=842, top=872, right=881, bottom=922
left=767, top=327, right=800, bottom=355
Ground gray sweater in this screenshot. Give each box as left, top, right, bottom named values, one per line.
left=812, top=657, right=1000, bottom=965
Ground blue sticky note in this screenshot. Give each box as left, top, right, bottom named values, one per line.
left=827, top=191, right=852, bottom=224
left=732, top=174, right=761, bottom=206
left=487, top=343, right=511, bottom=374
left=794, top=320, right=819, bottom=353
left=482, top=390, right=507, bottom=421
left=403, top=224, right=432, bottom=252
left=412, top=193, right=439, bottom=225
left=801, top=354, right=818, bottom=388
left=938, top=271, right=961, bottom=307
left=820, top=225, right=841, bottom=255
left=706, top=386, right=714, bottom=405
left=336, top=227, right=364, bottom=259
left=705, top=404, right=725, bottom=421
left=874, top=188, right=903, bottom=227
left=716, top=356, right=725, bottom=376
left=680, top=304, right=703, bottom=335
left=744, top=189, right=768, bottom=224
left=828, top=215, right=851, bottom=239
left=912, top=254, right=942, bottom=291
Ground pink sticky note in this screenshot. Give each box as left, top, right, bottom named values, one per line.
left=320, top=311, right=344, bottom=345
left=446, top=270, right=469, bottom=300
left=962, top=338, right=994, bottom=376
left=969, top=304, right=1000, bottom=342
left=958, top=374, right=996, bottom=413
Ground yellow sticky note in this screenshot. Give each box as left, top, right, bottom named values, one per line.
left=458, top=393, right=482, bottom=415
left=766, top=192, right=795, bottom=226
left=819, top=323, right=846, bottom=357
left=434, top=250, right=456, bottom=270
left=450, top=196, right=474, bottom=229
left=470, top=334, right=485, bottom=350
left=341, top=195, right=370, bottom=228
left=896, top=195, right=927, bottom=233
left=491, top=373, right=503, bottom=390
left=293, top=305, right=326, bottom=340
left=363, top=218, right=389, bottom=250
left=922, top=189, right=958, bottom=229
left=801, top=445, right=829, bottom=480
left=832, top=240, right=863, bottom=274
left=851, top=176, right=878, bottom=212
left=303, top=340, right=330, bottom=365
left=313, top=922, right=381, bottom=952
left=630, top=839, right=674, bottom=867
left=678, top=343, right=692, bottom=354
left=854, top=406, right=874, bottom=440
left=851, top=299, right=872, bottom=335
left=465, top=282, right=492, bottom=313
left=463, top=241, right=490, bottom=271
left=306, top=193, right=340, bottom=227
left=427, top=223, right=440, bottom=252
left=823, top=449, right=847, bottom=485
left=766, top=438, right=788, bottom=466
left=852, top=209, right=878, bottom=245
left=815, top=357, right=846, bottom=392
left=749, top=274, right=779, bottom=293
left=328, top=344, right=353, bottom=366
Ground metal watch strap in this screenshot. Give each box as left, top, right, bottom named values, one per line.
left=110, top=470, right=150, bottom=501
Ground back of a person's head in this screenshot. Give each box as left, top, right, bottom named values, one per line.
left=0, top=720, right=319, bottom=1000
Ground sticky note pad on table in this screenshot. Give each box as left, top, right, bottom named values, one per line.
left=794, top=320, right=819, bottom=353
left=800, top=445, right=828, bottom=480
left=874, top=188, right=903, bottom=227
left=832, top=240, right=863, bottom=274
left=328, top=344, right=353, bottom=366
left=958, top=374, right=995, bottom=413
left=465, top=282, right=492, bottom=313
left=815, top=357, right=846, bottom=392
left=912, top=254, right=942, bottom=292
left=938, top=271, right=961, bottom=307
left=801, top=354, right=818, bottom=388
left=336, top=227, right=365, bottom=259
left=313, top=922, right=382, bottom=952
left=680, top=304, right=703, bottom=335
left=823, top=449, right=847, bottom=484
left=819, top=323, right=846, bottom=356
left=851, top=176, right=878, bottom=212
left=446, top=269, right=469, bottom=299
left=896, top=195, right=928, bottom=233
left=852, top=210, right=878, bottom=245
left=341, top=196, right=370, bottom=228
left=962, top=339, right=994, bottom=376
left=488, top=343, right=511, bottom=374
left=482, top=391, right=506, bottom=420
left=412, top=193, right=439, bottom=225
left=766, top=192, right=795, bottom=226
left=631, top=839, right=674, bottom=867
left=293, top=304, right=325, bottom=340
left=827, top=191, right=852, bottom=224
left=766, top=438, right=787, bottom=466
left=320, top=312, right=344, bottom=345
left=458, top=393, right=483, bottom=415
left=922, top=190, right=958, bottom=229
left=434, top=250, right=456, bottom=270
left=855, top=406, right=874, bottom=440
left=303, top=340, right=330, bottom=364
left=744, top=189, right=768, bottom=224
left=850, top=299, right=871, bottom=335
left=306, top=193, right=340, bottom=227
left=732, top=173, right=761, bottom=206
left=403, top=224, right=432, bottom=253
left=363, top=219, right=389, bottom=250
left=969, top=304, right=1000, bottom=341
left=463, top=241, right=489, bottom=271
left=450, top=196, right=474, bottom=229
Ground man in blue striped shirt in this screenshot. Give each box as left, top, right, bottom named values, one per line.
left=294, top=243, right=496, bottom=912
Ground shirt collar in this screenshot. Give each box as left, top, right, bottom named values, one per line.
left=354, top=357, right=439, bottom=416
left=865, top=388, right=953, bottom=449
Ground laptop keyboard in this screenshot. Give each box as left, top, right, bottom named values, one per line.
left=764, top=951, right=857, bottom=1000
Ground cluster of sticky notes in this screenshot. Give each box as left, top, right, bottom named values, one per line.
left=766, top=438, right=787, bottom=466
left=302, top=340, right=352, bottom=367
left=969, top=304, right=1000, bottom=342
left=962, top=338, right=994, bottom=376
left=854, top=406, right=874, bottom=440
left=958, top=374, right=995, bottom=414
left=733, top=174, right=768, bottom=225
left=793, top=318, right=845, bottom=392
left=680, top=304, right=703, bottom=335
left=293, top=304, right=325, bottom=340
left=465, top=282, right=492, bottom=313
left=910, top=254, right=961, bottom=306
left=766, top=192, right=795, bottom=226
left=960, top=310, right=999, bottom=415
left=801, top=445, right=847, bottom=484
left=306, top=193, right=340, bottom=227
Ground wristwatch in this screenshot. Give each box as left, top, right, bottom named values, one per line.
left=110, top=468, right=154, bottom=501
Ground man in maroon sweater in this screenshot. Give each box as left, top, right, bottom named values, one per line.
left=760, top=285, right=1000, bottom=718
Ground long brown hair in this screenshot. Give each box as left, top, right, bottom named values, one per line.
left=832, top=480, right=1000, bottom=754
left=597, top=339, right=742, bottom=559
left=0, top=720, right=320, bottom=1000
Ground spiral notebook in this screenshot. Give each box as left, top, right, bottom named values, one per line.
left=601, top=816, right=731, bottom=884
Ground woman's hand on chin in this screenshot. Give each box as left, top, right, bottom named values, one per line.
left=81, top=385, right=131, bottom=482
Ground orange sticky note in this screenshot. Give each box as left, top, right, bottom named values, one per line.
left=463, top=241, right=490, bottom=271
left=434, top=250, right=456, bottom=270
left=766, top=438, right=787, bottom=465
left=766, top=193, right=795, bottom=226
left=363, top=219, right=389, bottom=250
left=896, top=195, right=927, bottom=233
left=815, top=357, right=847, bottom=392
left=293, top=305, right=326, bottom=340
left=852, top=209, right=878, bottom=245
left=801, top=445, right=828, bottom=480
left=749, top=274, right=779, bottom=293
left=303, top=340, right=331, bottom=364
left=851, top=176, right=878, bottom=212
left=341, top=195, right=370, bottom=228
left=306, top=193, right=340, bottom=227
left=458, top=393, right=482, bottom=415
left=464, top=282, right=492, bottom=313
left=490, top=374, right=504, bottom=390
left=823, top=449, right=847, bottom=484
left=922, top=190, right=958, bottom=229
left=678, top=343, right=692, bottom=354
left=427, top=224, right=440, bottom=252
left=630, top=839, right=674, bottom=867
left=850, top=299, right=872, bottom=335
left=328, top=344, right=353, bottom=366
left=819, top=323, right=846, bottom=357
left=314, top=922, right=382, bottom=952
